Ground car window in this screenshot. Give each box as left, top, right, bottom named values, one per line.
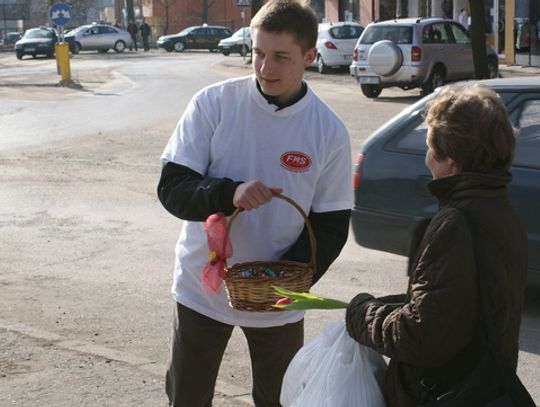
left=514, top=99, right=540, bottom=168
left=391, top=117, right=428, bottom=153
left=191, top=29, right=203, bottom=36
left=88, top=27, right=100, bottom=35
left=423, top=23, right=449, bottom=44
left=448, top=23, right=471, bottom=44
left=385, top=91, right=520, bottom=155
left=24, top=29, right=54, bottom=39
left=360, top=25, right=412, bottom=44
left=329, top=25, right=363, bottom=40
left=232, top=28, right=248, bottom=38
left=99, top=26, right=116, bottom=34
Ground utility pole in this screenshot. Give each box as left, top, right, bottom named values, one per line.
left=469, top=0, right=489, bottom=78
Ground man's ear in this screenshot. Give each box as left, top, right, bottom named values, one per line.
left=304, top=47, right=317, bottom=67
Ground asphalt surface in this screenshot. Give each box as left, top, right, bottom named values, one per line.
left=1, top=49, right=539, bottom=89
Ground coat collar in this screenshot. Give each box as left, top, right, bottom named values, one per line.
left=428, top=172, right=512, bottom=207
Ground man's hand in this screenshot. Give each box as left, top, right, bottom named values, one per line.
left=233, top=181, right=283, bottom=210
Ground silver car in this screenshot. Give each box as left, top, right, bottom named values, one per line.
left=65, top=23, right=133, bottom=54
left=218, top=27, right=251, bottom=56
left=350, top=18, right=499, bottom=98
left=314, top=22, right=364, bottom=74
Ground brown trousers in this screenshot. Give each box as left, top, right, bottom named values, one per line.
left=165, top=302, right=304, bottom=407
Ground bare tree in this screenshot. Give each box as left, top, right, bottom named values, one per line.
left=251, top=0, right=264, bottom=17
left=159, top=0, right=172, bottom=34
left=187, top=0, right=218, bottom=24
left=469, top=0, right=489, bottom=79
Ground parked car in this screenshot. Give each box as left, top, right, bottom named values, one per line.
left=351, top=77, right=540, bottom=285
left=218, top=27, right=251, bottom=56
left=314, top=21, right=364, bottom=74
left=64, top=23, right=133, bottom=54
left=157, top=25, right=233, bottom=53
left=14, top=27, right=57, bottom=59
left=349, top=18, right=499, bottom=98
left=1, top=31, right=22, bottom=48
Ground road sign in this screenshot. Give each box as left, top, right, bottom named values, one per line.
left=48, top=2, right=72, bottom=26
left=237, top=0, right=251, bottom=8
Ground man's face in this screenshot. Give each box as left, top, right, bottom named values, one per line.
left=251, top=28, right=316, bottom=106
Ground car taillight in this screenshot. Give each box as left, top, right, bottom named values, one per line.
left=411, top=46, right=421, bottom=62
left=323, top=40, right=337, bottom=49
left=352, top=48, right=358, bottom=61
left=353, top=153, right=365, bottom=189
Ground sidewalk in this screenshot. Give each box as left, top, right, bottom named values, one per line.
left=499, top=62, right=540, bottom=77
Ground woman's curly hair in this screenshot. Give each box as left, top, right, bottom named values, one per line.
left=424, top=85, right=517, bottom=173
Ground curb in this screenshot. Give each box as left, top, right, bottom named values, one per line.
left=0, top=318, right=253, bottom=405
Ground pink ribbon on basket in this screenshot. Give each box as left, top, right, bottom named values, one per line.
left=202, top=212, right=233, bottom=294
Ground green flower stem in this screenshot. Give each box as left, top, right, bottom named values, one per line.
left=272, top=286, right=349, bottom=311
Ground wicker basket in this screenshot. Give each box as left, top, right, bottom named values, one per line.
left=223, top=194, right=316, bottom=312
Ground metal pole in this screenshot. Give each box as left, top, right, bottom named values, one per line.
left=241, top=10, right=245, bottom=61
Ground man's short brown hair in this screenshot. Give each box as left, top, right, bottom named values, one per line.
left=425, top=85, right=517, bottom=173
left=250, top=0, right=318, bottom=52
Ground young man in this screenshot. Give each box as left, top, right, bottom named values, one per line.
left=157, top=1, right=352, bottom=406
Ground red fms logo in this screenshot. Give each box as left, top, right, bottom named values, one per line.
left=280, top=151, right=312, bottom=172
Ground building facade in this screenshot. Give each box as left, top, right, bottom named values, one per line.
left=2, top=0, right=537, bottom=66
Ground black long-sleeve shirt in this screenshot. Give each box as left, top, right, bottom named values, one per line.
left=157, top=161, right=350, bottom=284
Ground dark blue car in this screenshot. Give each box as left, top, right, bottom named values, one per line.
left=352, top=77, right=540, bottom=285
left=15, top=27, right=57, bottom=59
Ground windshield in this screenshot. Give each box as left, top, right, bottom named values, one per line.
left=329, top=25, right=363, bottom=40
left=66, top=26, right=89, bottom=36
left=232, top=28, right=249, bottom=38
left=177, top=26, right=196, bottom=35
left=360, top=25, right=413, bottom=44
left=24, top=29, right=54, bottom=39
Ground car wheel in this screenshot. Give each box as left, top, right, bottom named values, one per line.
left=422, top=66, right=445, bottom=95
left=361, top=84, right=382, bottom=98
left=240, top=44, right=249, bottom=57
left=487, top=56, right=499, bottom=78
left=72, top=42, right=81, bottom=54
left=113, top=40, right=126, bottom=53
left=15, top=51, right=23, bottom=60
left=368, top=40, right=403, bottom=77
left=174, top=41, right=185, bottom=52
left=222, top=51, right=230, bottom=56
left=317, top=55, right=329, bottom=74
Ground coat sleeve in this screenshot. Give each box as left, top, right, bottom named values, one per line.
left=280, top=209, right=350, bottom=285
left=346, top=210, right=479, bottom=368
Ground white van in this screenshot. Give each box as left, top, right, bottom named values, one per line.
left=218, top=27, right=251, bottom=56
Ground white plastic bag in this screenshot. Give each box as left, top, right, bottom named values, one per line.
left=280, top=319, right=387, bottom=407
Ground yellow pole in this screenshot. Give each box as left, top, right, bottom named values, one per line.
left=55, top=42, right=72, bottom=83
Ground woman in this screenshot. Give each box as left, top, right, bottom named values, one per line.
left=345, top=85, right=528, bottom=406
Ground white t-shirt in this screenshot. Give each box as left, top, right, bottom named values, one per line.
left=161, top=75, right=352, bottom=327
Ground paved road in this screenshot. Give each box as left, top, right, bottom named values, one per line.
left=1, top=50, right=539, bottom=406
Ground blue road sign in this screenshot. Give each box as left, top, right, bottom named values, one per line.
left=237, top=0, right=251, bottom=7
left=49, top=3, right=72, bottom=26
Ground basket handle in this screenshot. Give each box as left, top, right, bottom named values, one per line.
left=224, top=193, right=317, bottom=270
